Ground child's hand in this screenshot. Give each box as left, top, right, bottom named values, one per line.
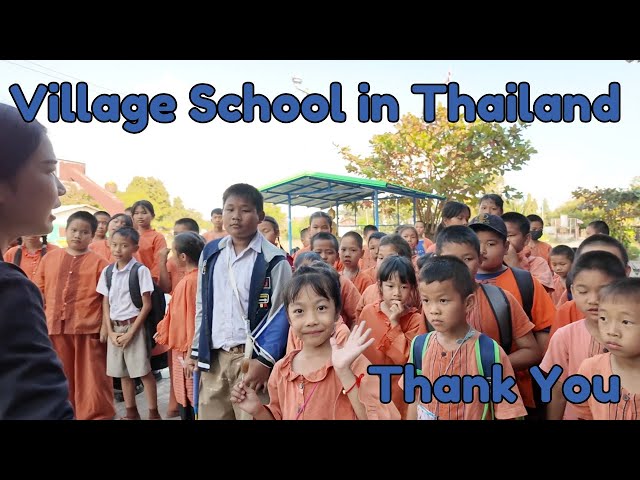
left=243, top=359, right=270, bottom=393
left=185, top=357, right=198, bottom=379
left=331, top=320, right=374, bottom=372
left=158, top=247, right=171, bottom=264
left=504, top=243, right=520, bottom=268
left=109, top=331, right=122, bottom=346
left=117, top=331, right=134, bottom=349
left=100, top=324, right=108, bottom=343
left=230, top=381, right=262, bottom=417
left=388, top=300, right=405, bottom=326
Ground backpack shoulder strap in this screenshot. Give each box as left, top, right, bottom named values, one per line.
left=510, top=267, right=534, bottom=322
left=129, top=262, right=143, bottom=309
left=409, top=331, right=434, bottom=376
left=479, top=283, right=513, bottom=354
left=475, top=333, right=501, bottom=420
left=105, top=263, right=115, bottom=290
left=41, top=245, right=48, bottom=257
left=13, top=247, right=22, bottom=266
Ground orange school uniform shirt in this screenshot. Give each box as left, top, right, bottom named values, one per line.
left=574, top=353, right=640, bottom=420
left=338, top=275, right=362, bottom=329
left=517, top=251, right=555, bottom=291
left=34, top=249, right=109, bottom=334
left=134, top=229, right=166, bottom=283
left=89, top=238, right=113, bottom=262
left=356, top=303, right=426, bottom=418
left=359, top=249, right=377, bottom=271
left=550, top=274, right=566, bottom=307
left=549, top=300, right=584, bottom=340
left=155, top=269, right=197, bottom=353
left=3, top=243, right=60, bottom=282
left=524, top=241, right=552, bottom=264
left=401, top=333, right=527, bottom=420
left=539, top=319, right=606, bottom=420
left=467, top=287, right=537, bottom=408
left=203, top=230, right=227, bottom=243
left=166, top=257, right=187, bottom=293
left=343, top=268, right=376, bottom=295
left=265, top=349, right=401, bottom=420
left=476, top=267, right=555, bottom=333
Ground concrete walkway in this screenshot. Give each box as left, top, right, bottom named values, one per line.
left=114, top=368, right=181, bottom=420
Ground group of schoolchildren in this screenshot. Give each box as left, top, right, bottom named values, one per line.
left=6, top=185, right=638, bottom=421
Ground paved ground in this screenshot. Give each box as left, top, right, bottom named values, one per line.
left=114, top=368, right=181, bottom=420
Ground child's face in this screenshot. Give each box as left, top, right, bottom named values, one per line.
left=550, top=254, right=571, bottom=278
left=419, top=279, right=473, bottom=333
left=171, top=241, right=186, bottom=267
left=504, top=221, right=528, bottom=253
left=479, top=200, right=502, bottom=216
left=301, top=231, right=310, bottom=248
left=376, top=244, right=399, bottom=268
left=476, top=230, right=508, bottom=273
left=368, top=238, right=381, bottom=262
left=110, top=233, right=138, bottom=263
left=529, top=221, right=544, bottom=238
left=443, top=211, right=470, bottom=227
left=438, top=242, right=481, bottom=278
left=223, top=194, right=262, bottom=241
left=380, top=273, right=412, bottom=309
left=415, top=223, right=425, bottom=237
left=571, top=269, right=617, bottom=324
left=287, top=284, right=338, bottom=348
left=312, top=239, right=338, bottom=266
left=94, top=214, right=110, bottom=239
left=598, top=299, right=640, bottom=358
left=309, top=218, right=331, bottom=237
left=339, top=236, right=363, bottom=269
left=586, top=225, right=596, bottom=237
left=65, top=219, right=93, bottom=252
left=108, top=215, right=128, bottom=237
left=258, top=221, right=278, bottom=245
left=211, top=213, right=223, bottom=228
left=133, top=206, right=153, bottom=229
left=401, top=230, right=418, bottom=250
left=173, top=223, right=190, bottom=237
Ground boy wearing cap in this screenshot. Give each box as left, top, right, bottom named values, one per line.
left=468, top=213, right=556, bottom=419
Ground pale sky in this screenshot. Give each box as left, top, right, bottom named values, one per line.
left=1, top=60, right=637, bottom=218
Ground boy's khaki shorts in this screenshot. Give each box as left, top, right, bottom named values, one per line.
left=106, top=320, right=151, bottom=379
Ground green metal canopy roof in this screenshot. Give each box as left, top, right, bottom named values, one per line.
left=259, top=172, right=445, bottom=209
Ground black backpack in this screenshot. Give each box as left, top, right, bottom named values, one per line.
left=105, top=262, right=167, bottom=368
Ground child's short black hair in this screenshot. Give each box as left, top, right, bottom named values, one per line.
left=379, top=234, right=412, bottom=259
left=599, top=277, right=640, bottom=306
left=588, top=220, right=610, bottom=235
left=577, top=234, right=628, bottom=266
left=211, top=208, right=222, bottom=216
left=309, top=211, right=333, bottom=228
left=435, top=201, right=472, bottom=236
left=108, top=213, right=133, bottom=229
left=526, top=214, right=544, bottom=226
left=502, top=212, right=530, bottom=236
left=300, top=227, right=309, bottom=239
left=341, top=231, right=363, bottom=249
left=435, top=225, right=481, bottom=256
left=569, top=250, right=626, bottom=285
left=112, top=226, right=140, bottom=245
left=378, top=255, right=417, bottom=286
left=174, top=231, right=205, bottom=264
left=419, top=255, right=476, bottom=299
left=363, top=225, right=378, bottom=236
left=67, top=211, right=98, bottom=235
left=131, top=200, right=155, bottom=217
left=175, top=217, right=200, bottom=233
left=368, top=231, right=387, bottom=244
left=550, top=245, right=575, bottom=262
left=283, top=263, right=342, bottom=316
left=416, top=252, right=434, bottom=272
left=479, top=193, right=504, bottom=210
left=222, top=183, right=264, bottom=213
left=293, top=251, right=323, bottom=270
left=94, top=210, right=111, bottom=219
left=310, top=231, right=339, bottom=251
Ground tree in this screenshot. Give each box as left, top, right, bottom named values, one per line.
left=60, top=182, right=103, bottom=209
left=572, top=183, right=640, bottom=247
left=338, top=106, right=536, bottom=233
left=504, top=193, right=539, bottom=216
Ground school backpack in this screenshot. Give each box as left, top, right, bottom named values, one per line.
left=105, top=262, right=167, bottom=368
left=12, top=245, right=48, bottom=266
left=409, top=331, right=501, bottom=420
left=510, top=267, right=534, bottom=323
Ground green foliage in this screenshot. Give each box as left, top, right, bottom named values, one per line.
left=60, top=182, right=103, bottom=209
left=338, top=107, right=536, bottom=233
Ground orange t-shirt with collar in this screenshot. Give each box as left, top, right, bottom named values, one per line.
left=134, top=229, right=167, bottom=283
left=3, top=243, right=60, bottom=283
